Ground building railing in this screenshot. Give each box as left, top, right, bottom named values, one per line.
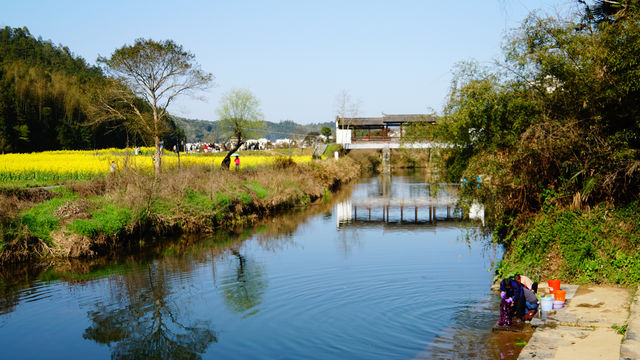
left=351, top=136, right=400, bottom=142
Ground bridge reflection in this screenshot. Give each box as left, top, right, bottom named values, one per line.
left=336, top=175, right=485, bottom=229
left=336, top=199, right=484, bottom=228
left=336, top=196, right=479, bottom=228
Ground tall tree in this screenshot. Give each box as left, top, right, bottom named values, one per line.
left=98, top=39, right=212, bottom=175
left=216, top=88, right=264, bottom=170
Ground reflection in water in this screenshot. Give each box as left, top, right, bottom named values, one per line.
left=422, top=295, right=533, bottom=360
left=0, top=170, right=504, bottom=359
left=83, top=263, right=217, bottom=359
left=0, top=186, right=351, bottom=318
left=218, top=250, right=266, bottom=317
left=0, top=263, right=46, bottom=316
left=336, top=174, right=465, bottom=228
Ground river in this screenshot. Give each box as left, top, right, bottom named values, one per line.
left=0, top=171, right=521, bottom=359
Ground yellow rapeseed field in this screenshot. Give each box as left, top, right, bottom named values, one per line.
left=0, top=148, right=312, bottom=182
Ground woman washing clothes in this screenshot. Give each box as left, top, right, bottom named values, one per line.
left=498, top=275, right=529, bottom=326
left=498, top=278, right=515, bottom=326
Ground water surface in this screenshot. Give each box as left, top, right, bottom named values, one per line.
left=0, top=172, right=509, bottom=359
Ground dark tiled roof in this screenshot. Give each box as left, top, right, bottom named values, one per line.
left=337, top=114, right=436, bottom=127
left=382, top=113, right=435, bottom=124
left=339, top=117, right=385, bottom=126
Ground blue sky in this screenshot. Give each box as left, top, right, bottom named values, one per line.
left=2, top=0, right=573, bottom=124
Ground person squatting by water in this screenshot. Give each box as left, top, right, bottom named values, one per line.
left=235, top=155, right=240, bottom=171
left=498, top=279, right=514, bottom=327
left=523, top=282, right=539, bottom=322
left=498, top=274, right=538, bottom=326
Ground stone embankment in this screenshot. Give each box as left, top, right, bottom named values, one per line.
left=518, top=284, right=640, bottom=360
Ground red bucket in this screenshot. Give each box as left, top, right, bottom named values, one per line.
left=554, top=289, right=566, bottom=302
left=548, top=279, right=561, bottom=293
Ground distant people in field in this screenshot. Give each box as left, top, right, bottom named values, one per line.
left=235, top=155, right=240, bottom=171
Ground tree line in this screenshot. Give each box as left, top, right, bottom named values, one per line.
left=0, top=27, right=185, bottom=154
left=435, top=0, right=640, bottom=235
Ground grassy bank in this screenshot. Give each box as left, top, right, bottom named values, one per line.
left=495, top=201, right=640, bottom=286
left=0, top=156, right=360, bottom=264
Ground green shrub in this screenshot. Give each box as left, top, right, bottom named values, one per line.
left=183, top=190, right=217, bottom=212
left=323, top=189, right=332, bottom=203
left=20, top=191, right=76, bottom=244
left=243, top=181, right=270, bottom=199
left=215, top=192, right=232, bottom=207
left=498, top=202, right=640, bottom=285
left=238, top=192, right=252, bottom=205
left=70, top=204, right=132, bottom=237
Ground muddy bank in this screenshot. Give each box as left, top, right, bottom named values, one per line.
left=0, top=157, right=362, bottom=264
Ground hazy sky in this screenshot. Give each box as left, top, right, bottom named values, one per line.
left=2, top=0, right=573, bottom=124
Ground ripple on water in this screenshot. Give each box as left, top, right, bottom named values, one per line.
left=227, top=262, right=482, bottom=359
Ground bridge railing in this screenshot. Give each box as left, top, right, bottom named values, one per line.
left=351, top=136, right=396, bottom=142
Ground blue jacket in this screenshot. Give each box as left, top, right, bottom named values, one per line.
left=511, top=279, right=524, bottom=300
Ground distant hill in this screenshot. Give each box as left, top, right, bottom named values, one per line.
left=173, top=117, right=334, bottom=143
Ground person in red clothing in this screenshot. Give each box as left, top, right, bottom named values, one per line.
left=234, top=155, right=240, bottom=171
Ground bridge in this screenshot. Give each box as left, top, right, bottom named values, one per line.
left=335, top=113, right=449, bottom=150
left=334, top=114, right=451, bottom=171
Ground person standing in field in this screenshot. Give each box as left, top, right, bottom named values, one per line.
left=234, top=155, right=240, bottom=171
left=110, top=161, right=116, bottom=177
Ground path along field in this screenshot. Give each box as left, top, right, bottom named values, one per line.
left=0, top=148, right=312, bottom=184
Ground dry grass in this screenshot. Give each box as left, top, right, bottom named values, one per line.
left=105, top=157, right=360, bottom=212
left=0, top=156, right=362, bottom=264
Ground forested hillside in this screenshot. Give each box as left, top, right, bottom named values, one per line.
left=0, top=27, right=182, bottom=152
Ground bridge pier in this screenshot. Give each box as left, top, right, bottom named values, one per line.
left=382, top=147, right=391, bottom=173
left=346, top=204, right=464, bottom=226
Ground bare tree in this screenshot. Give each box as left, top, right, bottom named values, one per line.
left=334, top=90, right=361, bottom=129
left=97, top=39, right=213, bottom=175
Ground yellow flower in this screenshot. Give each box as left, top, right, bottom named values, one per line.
left=0, top=149, right=312, bottom=182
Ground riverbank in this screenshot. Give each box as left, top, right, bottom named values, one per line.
left=518, top=284, right=640, bottom=359
left=494, top=201, right=640, bottom=286
left=0, top=156, right=361, bottom=264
